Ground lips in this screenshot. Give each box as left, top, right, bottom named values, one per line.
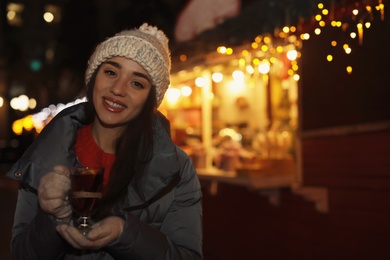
left=102, top=97, right=127, bottom=112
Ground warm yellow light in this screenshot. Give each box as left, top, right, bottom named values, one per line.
left=318, top=3, right=324, bottom=9
left=252, top=58, right=260, bottom=65
left=31, top=114, right=44, bottom=133
left=357, top=22, right=363, bottom=45
left=282, top=26, right=289, bottom=33
left=227, top=75, right=245, bottom=94
left=181, top=86, right=192, bottom=97
left=258, top=60, right=270, bottom=74
left=232, top=70, right=245, bottom=81
left=226, top=48, right=233, bottom=55
left=239, top=58, right=245, bottom=67
left=246, top=65, right=254, bottom=74
left=322, top=9, right=329, bottom=15
left=263, top=36, right=271, bottom=44
left=251, top=42, right=259, bottom=49
left=278, top=31, right=286, bottom=38
left=12, top=120, right=23, bottom=135
left=315, top=14, right=322, bottom=21
left=332, top=21, right=342, bottom=27
left=290, top=26, right=296, bottom=33
left=179, top=54, right=187, bottom=62
left=327, top=55, right=333, bottom=61
left=315, top=28, right=321, bottom=35
left=346, top=66, right=353, bottom=74
left=10, top=94, right=29, bottom=111
left=319, top=21, right=326, bottom=27
left=300, top=33, right=310, bottom=40
left=212, top=72, right=223, bottom=83
left=43, top=12, right=54, bottom=23
left=219, top=128, right=242, bottom=142
left=254, top=36, right=262, bottom=43
left=286, top=49, right=298, bottom=61
left=29, top=98, right=37, bottom=109
left=345, top=47, right=352, bottom=54
left=331, top=40, right=337, bottom=47
left=23, top=115, right=34, bottom=131
left=217, top=46, right=227, bottom=54
left=365, top=22, right=371, bottom=28
left=7, top=3, right=24, bottom=26
left=195, top=77, right=205, bottom=87
left=44, top=5, right=61, bottom=24
left=241, top=50, right=249, bottom=56
left=261, top=45, right=268, bottom=52
left=186, top=127, right=194, bottom=135
left=350, top=32, right=356, bottom=38
left=276, top=46, right=283, bottom=53
left=165, top=88, right=181, bottom=104
left=352, top=9, right=359, bottom=16
left=7, top=10, right=16, bottom=20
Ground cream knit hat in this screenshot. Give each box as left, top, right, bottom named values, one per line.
left=85, top=23, right=171, bottom=107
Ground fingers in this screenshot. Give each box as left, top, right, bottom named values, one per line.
left=56, top=217, right=125, bottom=250
left=56, top=225, right=104, bottom=250
left=38, top=165, right=71, bottom=218
left=53, top=165, right=71, bottom=177
left=56, top=225, right=89, bottom=249
left=39, top=166, right=71, bottom=195
left=88, top=216, right=125, bottom=242
left=55, top=198, right=72, bottom=219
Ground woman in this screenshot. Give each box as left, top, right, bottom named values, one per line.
left=6, top=23, right=203, bottom=259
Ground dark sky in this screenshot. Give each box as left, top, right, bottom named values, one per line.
left=57, top=0, right=188, bottom=69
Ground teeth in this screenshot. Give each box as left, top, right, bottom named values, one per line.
left=105, top=99, right=125, bottom=109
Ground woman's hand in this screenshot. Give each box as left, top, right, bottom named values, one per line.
left=56, top=216, right=125, bottom=250
left=38, top=165, right=72, bottom=220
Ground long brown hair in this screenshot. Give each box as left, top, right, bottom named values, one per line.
left=84, top=66, right=157, bottom=217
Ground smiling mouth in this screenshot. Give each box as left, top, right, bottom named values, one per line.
left=104, top=98, right=126, bottom=109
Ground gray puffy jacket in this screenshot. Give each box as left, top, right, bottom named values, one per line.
left=6, top=103, right=203, bottom=260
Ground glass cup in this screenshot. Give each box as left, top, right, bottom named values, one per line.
left=70, top=166, right=104, bottom=235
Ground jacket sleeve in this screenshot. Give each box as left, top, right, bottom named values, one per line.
left=105, top=157, right=203, bottom=260
left=10, top=187, right=67, bottom=260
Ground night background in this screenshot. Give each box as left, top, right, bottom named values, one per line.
left=0, top=0, right=324, bottom=106
left=1, top=1, right=390, bottom=259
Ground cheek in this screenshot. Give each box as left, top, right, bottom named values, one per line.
left=92, top=83, right=107, bottom=110
left=92, top=86, right=100, bottom=105
left=127, top=88, right=150, bottom=103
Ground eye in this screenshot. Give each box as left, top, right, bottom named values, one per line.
left=103, top=69, right=116, bottom=77
left=132, top=81, right=145, bottom=89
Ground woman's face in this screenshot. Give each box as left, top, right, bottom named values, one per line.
left=93, top=56, right=153, bottom=127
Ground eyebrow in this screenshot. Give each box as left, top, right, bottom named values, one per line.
left=102, top=61, right=151, bottom=83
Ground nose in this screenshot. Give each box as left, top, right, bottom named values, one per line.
left=110, top=79, right=127, bottom=96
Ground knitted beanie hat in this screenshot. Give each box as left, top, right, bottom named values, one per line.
left=85, top=23, right=171, bottom=107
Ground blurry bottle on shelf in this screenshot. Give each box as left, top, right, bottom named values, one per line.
left=188, top=139, right=206, bottom=169
left=252, top=120, right=293, bottom=159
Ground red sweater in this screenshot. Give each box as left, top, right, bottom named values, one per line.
left=75, top=124, right=115, bottom=188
